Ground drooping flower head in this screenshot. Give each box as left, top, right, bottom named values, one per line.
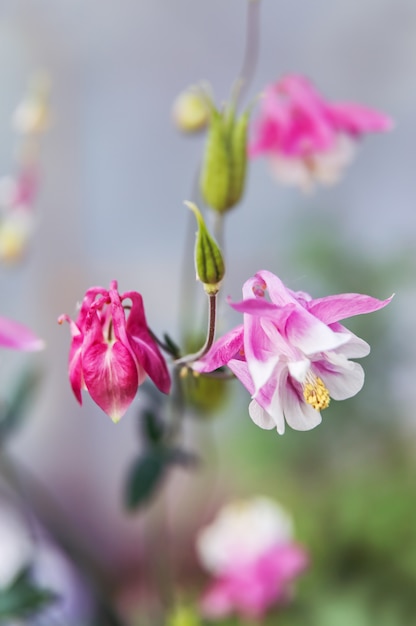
left=59, top=281, right=171, bottom=422
left=249, top=74, right=392, bottom=190
left=195, top=270, right=392, bottom=434
left=196, top=496, right=308, bottom=620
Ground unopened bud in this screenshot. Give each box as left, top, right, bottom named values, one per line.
left=200, top=102, right=249, bottom=213
left=172, top=87, right=210, bottom=133
left=185, top=201, right=225, bottom=294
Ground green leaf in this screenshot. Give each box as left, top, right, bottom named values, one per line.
left=125, top=450, right=167, bottom=510
left=141, top=409, right=165, bottom=445
left=125, top=446, right=199, bottom=510
left=163, top=333, right=181, bottom=360
left=0, top=567, right=57, bottom=619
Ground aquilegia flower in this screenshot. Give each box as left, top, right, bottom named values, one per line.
left=195, top=270, right=392, bottom=435
left=196, top=496, right=308, bottom=620
left=59, top=280, right=171, bottom=422
left=249, top=74, right=392, bottom=190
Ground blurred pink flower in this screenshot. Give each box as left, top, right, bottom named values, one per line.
left=249, top=74, right=392, bottom=190
left=196, top=497, right=308, bottom=620
left=59, top=280, right=171, bottom=422
left=0, top=315, right=43, bottom=352
left=195, top=270, right=392, bottom=434
left=0, top=168, right=38, bottom=263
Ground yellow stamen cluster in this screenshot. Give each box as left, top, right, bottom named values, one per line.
left=303, top=376, right=330, bottom=411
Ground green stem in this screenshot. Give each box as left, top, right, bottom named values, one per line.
left=234, top=0, right=262, bottom=107
left=212, top=211, right=225, bottom=252
left=174, top=293, right=217, bottom=366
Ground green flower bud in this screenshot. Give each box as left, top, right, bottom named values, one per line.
left=185, top=201, right=225, bottom=294
left=200, top=109, right=230, bottom=212
left=166, top=604, right=201, bottom=626
left=199, top=102, right=249, bottom=213
left=228, top=109, right=249, bottom=206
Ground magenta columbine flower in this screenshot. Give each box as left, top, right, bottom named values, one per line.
left=249, top=74, right=392, bottom=190
left=195, top=270, right=392, bottom=435
left=196, top=497, right=308, bottom=620
left=59, top=280, right=171, bottom=422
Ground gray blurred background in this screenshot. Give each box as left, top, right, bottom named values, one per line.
left=0, top=1, right=415, bottom=622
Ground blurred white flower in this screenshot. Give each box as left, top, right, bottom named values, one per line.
left=197, top=496, right=293, bottom=574
left=196, top=496, right=308, bottom=620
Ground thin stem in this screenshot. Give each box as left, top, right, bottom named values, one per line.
left=178, top=162, right=204, bottom=343
left=234, top=0, right=262, bottom=107
left=212, top=211, right=225, bottom=253
left=174, top=292, right=217, bottom=365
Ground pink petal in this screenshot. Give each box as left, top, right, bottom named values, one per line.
left=194, top=325, right=244, bottom=373
left=67, top=333, right=84, bottom=404
left=243, top=315, right=280, bottom=392
left=261, top=542, right=309, bottom=581
left=200, top=580, right=234, bottom=619
left=123, top=291, right=171, bottom=394
left=75, top=287, right=109, bottom=332
left=250, top=363, right=286, bottom=434
left=227, top=358, right=254, bottom=394
left=0, top=316, right=44, bottom=351
left=327, top=102, right=393, bottom=135
left=285, top=308, right=349, bottom=354
left=245, top=270, right=294, bottom=306
left=82, top=340, right=139, bottom=422
left=307, top=293, right=393, bottom=325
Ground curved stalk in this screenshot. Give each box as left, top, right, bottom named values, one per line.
left=174, top=292, right=217, bottom=365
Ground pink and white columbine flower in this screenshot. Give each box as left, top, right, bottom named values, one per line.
left=195, top=270, right=392, bottom=435
left=58, top=280, right=171, bottom=422
left=249, top=74, right=392, bottom=190
left=196, top=496, right=308, bottom=620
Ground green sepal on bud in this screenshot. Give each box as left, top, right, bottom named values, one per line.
left=185, top=201, right=225, bottom=294
left=200, top=101, right=249, bottom=213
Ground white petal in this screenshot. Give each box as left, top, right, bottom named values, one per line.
left=320, top=359, right=365, bottom=400
left=287, top=359, right=311, bottom=383
left=249, top=399, right=276, bottom=430
left=269, top=155, right=315, bottom=192
left=336, top=332, right=370, bottom=358
left=248, top=353, right=280, bottom=396
left=283, top=384, right=322, bottom=431
left=312, top=135, right=356, bottom=185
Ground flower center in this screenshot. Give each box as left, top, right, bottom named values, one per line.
left=303, top=375, right=330, bottom=411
